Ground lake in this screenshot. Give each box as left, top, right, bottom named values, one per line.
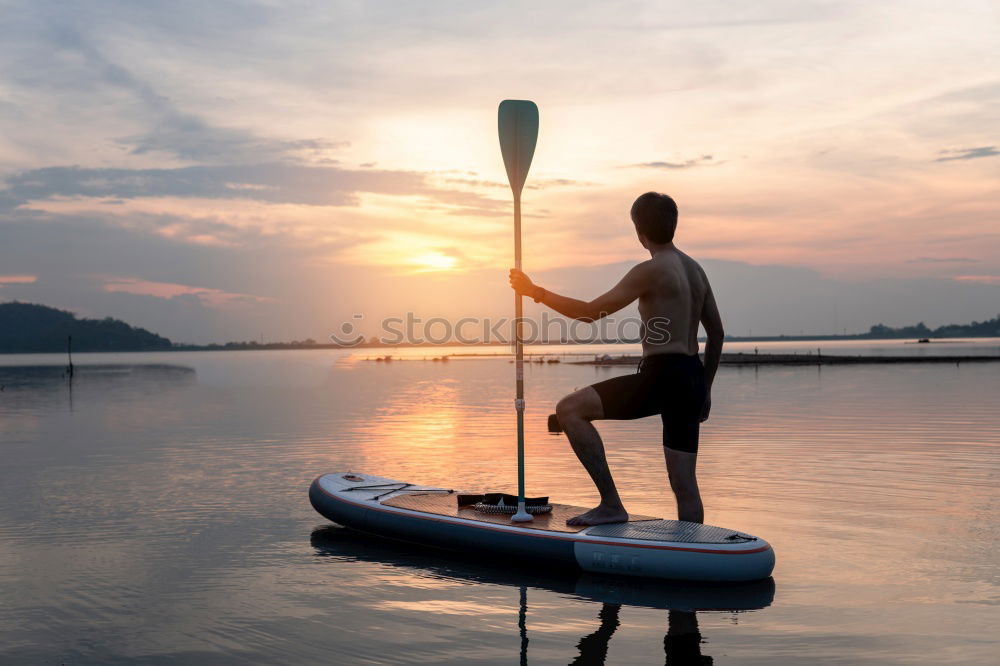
left=1, top=341, right=998, bottom=664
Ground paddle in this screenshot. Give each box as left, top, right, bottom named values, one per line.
left=498, top=99, right=539, bottom=523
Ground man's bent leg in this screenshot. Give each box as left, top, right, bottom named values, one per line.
left=664, top=448, right=704, bottom=524
left=556, top=387, right=628, bottom=526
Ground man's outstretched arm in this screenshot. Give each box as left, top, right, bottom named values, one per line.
left=699, top=281, right=724, bottom=422
left=509, top=263, right=650, bottom=322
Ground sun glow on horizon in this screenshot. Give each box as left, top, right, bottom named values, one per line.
left=409, top=251, right=459, bottom=273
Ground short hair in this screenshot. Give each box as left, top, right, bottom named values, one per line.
left=630, top=192, right=678, bottom=244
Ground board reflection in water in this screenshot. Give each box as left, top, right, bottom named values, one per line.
left=310, top=526, right=774, bottom=664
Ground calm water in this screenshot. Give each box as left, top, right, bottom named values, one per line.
left=1, top=344, right=998, bottom=664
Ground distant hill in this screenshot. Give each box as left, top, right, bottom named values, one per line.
left=0, top=302, right=172, bottom=353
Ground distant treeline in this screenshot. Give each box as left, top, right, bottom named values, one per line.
left=0, top=302, right=172, bottom=353
left=865, top=315, right=1000, bottom=339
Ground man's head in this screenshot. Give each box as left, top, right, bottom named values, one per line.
left=630, top=192, right=677, bottom=246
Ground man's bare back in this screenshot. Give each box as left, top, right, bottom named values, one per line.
left=636, top=248, right=712, bottom=357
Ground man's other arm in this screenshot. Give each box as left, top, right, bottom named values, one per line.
left=509, top=263, right=650, bottom=322
left=699, top=281, right=724, bottom=421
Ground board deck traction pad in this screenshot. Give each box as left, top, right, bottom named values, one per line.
left=381, top=492, right=656, bottom=534
left=379, top=491, right=756, bottom=543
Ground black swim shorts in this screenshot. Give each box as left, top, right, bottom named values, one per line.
left=591, top=353, right=707, bottom=453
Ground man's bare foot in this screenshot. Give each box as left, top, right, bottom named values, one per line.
left=566, top=505, right=629, bottom=526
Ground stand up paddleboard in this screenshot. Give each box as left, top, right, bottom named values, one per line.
left=309, top=472, right=775, bottom=582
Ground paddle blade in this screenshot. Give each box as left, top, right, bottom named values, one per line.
left=498, top=99, right=539, bottom=197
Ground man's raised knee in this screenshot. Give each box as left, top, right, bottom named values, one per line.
left=556, top=387, right=603, bottom=426
left=555, top=395, right=578, bottom=423
left=557, top=391, right=594, bottom=424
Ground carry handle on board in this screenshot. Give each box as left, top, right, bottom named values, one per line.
left=498, top=99, right=539, bottom=523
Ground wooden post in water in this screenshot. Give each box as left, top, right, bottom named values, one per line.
left=67, top=335, right=74, bottom=378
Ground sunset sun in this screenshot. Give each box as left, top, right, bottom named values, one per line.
left=410, top=251, right=459, bottom=273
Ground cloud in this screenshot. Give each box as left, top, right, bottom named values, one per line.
left=3, top=164, right=413, bottom=206
left=933, top=146, right=999, bottom=162
left=0, top=208, right=371, bottom=283
left=0, top=9, right=347, bottom=167
left=954, top=275, right=1000, bottom=285
left=438, top=175, right=593, bottom=190
left=906, top=256, right=980, bottom=264
left=629, top=155, right=715, bottom=169
left=103, top=277, right=273, bottom=308
left=118, top=115, right=348, bottom=164
left=1, top=164, right=495, bottom=209
left=528, top=178, right=595, bottom=189
left=0, top=274, right=37, bottom=285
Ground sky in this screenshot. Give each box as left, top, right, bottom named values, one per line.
left=1, top=0, right=998, bottom=343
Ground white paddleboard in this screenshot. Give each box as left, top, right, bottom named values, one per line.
left=310, top=472, right=774, bottom=582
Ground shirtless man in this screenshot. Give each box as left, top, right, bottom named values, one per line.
left=509, top=192, right=723, bottom=526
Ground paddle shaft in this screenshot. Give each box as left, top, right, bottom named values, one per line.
left=514, top=191, right=525, bottom=509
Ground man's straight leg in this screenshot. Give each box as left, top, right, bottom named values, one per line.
left=663, top=447, right=703, bottom=523
left=659, top=354, right=707, bottom=524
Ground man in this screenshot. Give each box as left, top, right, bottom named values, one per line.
left=509, top=192, right=723, bottom=526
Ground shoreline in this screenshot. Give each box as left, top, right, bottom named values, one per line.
left=570, top=352, right=1000, bottom=366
